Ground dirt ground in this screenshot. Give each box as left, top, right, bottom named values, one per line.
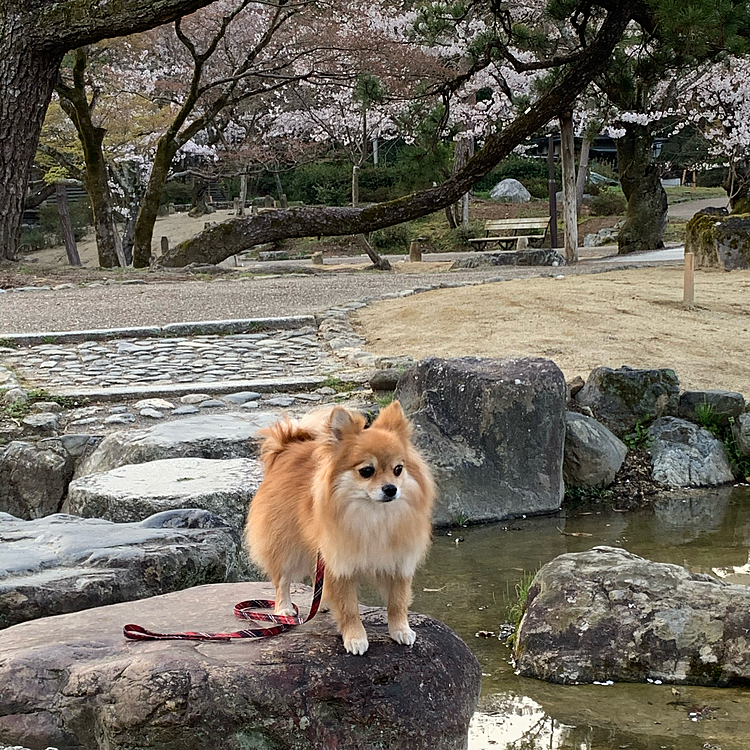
left=27, top=209, right=240, bottom=268
left=352, top=266, right=750, bottom=396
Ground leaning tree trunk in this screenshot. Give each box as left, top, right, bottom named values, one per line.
left=0, top=35, right=62, bottom=260
left=132, top=137, right=178, bottom=267
left=616, top=123, right=668, bottom=254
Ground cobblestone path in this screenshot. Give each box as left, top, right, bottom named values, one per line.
left=1, top=326, right=339, bottom=392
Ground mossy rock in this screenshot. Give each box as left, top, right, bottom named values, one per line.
left=686, top=212, right=750, bottom=270
left=574, top=366, right=679, bottom=437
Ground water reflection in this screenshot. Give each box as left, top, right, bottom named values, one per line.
left=408, top=485, right=750, bottom=750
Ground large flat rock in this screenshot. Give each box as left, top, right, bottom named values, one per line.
left=65, top=457, right=263, bottom=533
left=74, top=413, right=276, bottom=477
left=0, top=584, right=481, bottom=750
left=515, top=546, right=750, bottom=685
left=396, top=357, right=566, bottom=525
left=0, top=510, right=242, bottom=630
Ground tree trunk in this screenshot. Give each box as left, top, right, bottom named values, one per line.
left=559, top=109, right=578, bottom=263
left=272, top=170, right=284, bottom=201
left=55, top=183, right=82, bottom=266
left=616, top=123, right=668, bottom=254
left=450, top=136, right=472, bottom=229
left=351, top=165, right=360, bottom=207
left=358, top=234, right=391, bottom=271
left=132, top=137, right=178, bottom=267
left=238, top=173, right=247, bottom=216
left=57, top=49, right=125, bottom=268
left=576, top=134, right=591, bottom=216
left=0, top=36, right=61, bottom=260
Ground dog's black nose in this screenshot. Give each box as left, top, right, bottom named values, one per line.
left=382, top=484, right=398, bottom=499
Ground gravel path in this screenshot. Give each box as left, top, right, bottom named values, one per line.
left=0, top=257, right=683, bottom=336
left=0, top=269, right=522, bottom=334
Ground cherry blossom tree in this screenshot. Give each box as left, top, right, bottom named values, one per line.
left=161, top=0, right=644, bottom=266
left=674, top=56, right=750, bottom=211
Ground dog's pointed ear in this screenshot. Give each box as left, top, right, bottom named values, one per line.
left=328, top=406, right=365, bottom=441
left=372, top=400, right=411, bottom=438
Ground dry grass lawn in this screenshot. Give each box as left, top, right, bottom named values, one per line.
left=352, top=266, right=750, bottom=396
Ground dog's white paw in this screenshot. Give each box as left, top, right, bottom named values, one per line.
left=389, top=624, right=416, bottom=647
left=343, top=632, right=369, bottom=655
left=274, top=605, right=296, bottom=617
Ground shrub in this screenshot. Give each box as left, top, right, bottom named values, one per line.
left=371, top=223, right=411, bottom=253
left=588, top=188, right=627, bottom=216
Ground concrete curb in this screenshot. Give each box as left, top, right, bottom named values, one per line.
left=0, top=316, right=316, bottom=347
left=52, top=376, right=329, bottom=402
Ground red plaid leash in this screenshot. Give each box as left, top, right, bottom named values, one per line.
left=123, top=553, right=325, bottom=642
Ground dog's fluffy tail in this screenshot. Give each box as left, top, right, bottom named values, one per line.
left=258, top=419, right=315, bottom=468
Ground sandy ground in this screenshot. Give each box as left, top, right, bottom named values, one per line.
left=352, top=266, right=750, bottom=396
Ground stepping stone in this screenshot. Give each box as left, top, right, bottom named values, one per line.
left=65, top=457, right=263, bottom=533
left=0, top=508, right=241, bottom=629
left=74, top=413, right=276, bottom=477
left=0, top=585, right=480, bottom=750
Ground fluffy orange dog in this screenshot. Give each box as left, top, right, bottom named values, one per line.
left=245, top=401, right=435, bottom=655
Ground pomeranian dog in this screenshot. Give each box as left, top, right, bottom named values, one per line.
left=245, top=401, right=435, bottom=655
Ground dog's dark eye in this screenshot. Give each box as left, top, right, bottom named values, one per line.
left=359, top=466, right=375, bottom=478
left=393, top=465, right=403, bottom=477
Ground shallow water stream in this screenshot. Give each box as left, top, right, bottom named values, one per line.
left=407, top=487, right=750, bottom=750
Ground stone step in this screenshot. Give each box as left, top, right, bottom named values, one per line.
left=65, top=456, right=262, bottom=534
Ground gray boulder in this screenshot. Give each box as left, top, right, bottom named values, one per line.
left=0, top=440, right=74, bottom=519
left=396, top=357, right=566, bottom=526
left=732, top=412, right=750, bottom=457
left=0, top=585, right=481, bottom=750
left=451, top=249, right=565, bottom=268
left=575, top=366, right=680, bottom=437
left=648, top=417, right=734, bottom=487
left=74, top=412, right=276, bottom=477
left=369, top=368, right=401, bottom=391
left=65, top=457, right=263, bottom=533
left=678, top=389, right=745, bottom=427
left=489, top=178, right=531, bottom=203
left=515, top=546, right=750, bottom=685
left=563, top=412, right=627, bottom=487
left=0, top=509, right=241, bottom=630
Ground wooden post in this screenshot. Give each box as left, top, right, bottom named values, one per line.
left=264, top=195, right=273, bottom=208
left=409, top=239, right=422, bottom=262
left=559, top=109, right=578, bottom=263
left=684, top=252, right=695, bottom=309
left=233, top=197, right=239, bottom=214
left=279, top=194, right=288, bottom=209
left=55, top=183, right=82, bottom=266
left=160, top=236, right=169, bottom=256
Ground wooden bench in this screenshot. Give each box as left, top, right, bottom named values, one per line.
left=468, top=217, right=551, bottom=251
